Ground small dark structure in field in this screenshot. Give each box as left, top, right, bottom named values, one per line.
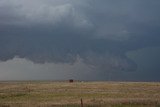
left=69, top=79, right=74, bottom=83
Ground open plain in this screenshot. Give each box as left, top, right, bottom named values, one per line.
left=0, top=81, right=160, bottom=107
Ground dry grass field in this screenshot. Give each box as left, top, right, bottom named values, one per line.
left=0, top=81, right=160, bottom=107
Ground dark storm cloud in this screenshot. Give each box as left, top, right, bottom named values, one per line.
left=0, top=0, right=160, bottom=75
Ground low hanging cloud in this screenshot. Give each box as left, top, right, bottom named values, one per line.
left=0, top=0, right=160, bottom=79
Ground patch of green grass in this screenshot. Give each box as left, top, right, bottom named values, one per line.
left=0, top=93, right=27, bottom=100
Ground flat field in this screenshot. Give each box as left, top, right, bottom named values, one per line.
left=0, top=81, right=160, bottom=107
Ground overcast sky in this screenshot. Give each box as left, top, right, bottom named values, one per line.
left=0, top=0, right=160, bottom=81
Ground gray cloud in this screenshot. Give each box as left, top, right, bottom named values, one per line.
left=0, top=0, right=160, bottom=80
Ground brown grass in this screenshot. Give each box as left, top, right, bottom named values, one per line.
left=0, top=81, right=160, bottom=107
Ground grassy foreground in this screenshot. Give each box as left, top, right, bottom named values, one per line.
left=0, top=81, right=160, bottom=107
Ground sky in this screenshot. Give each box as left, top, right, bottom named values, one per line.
left=0, top=0, right=160, bottom=81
